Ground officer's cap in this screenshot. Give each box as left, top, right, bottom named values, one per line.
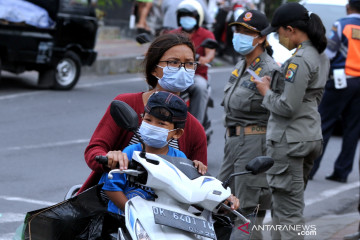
left=261, top=2, right=309, bottom=36
left=230, top=10, right=269, bottom=35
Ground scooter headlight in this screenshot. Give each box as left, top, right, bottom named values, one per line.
left=135, top=219, right=151, bottom=240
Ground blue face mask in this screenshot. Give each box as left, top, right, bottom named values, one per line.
left=157, top=66, right=195, bottom=92
left=139, top=121, right=175, bottom=148
left=232, top=33, right=258, bottom=55
left=180, top=16, right=197, bottom=31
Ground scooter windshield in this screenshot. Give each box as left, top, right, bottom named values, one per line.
left=156, top=155, right=210, bottom=180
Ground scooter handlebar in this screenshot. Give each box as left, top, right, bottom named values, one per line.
left=220, top=203, right=250, bottom=224
left=95, top=155, right=108, bottom=165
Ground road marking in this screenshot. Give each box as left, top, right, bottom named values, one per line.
left=0, top=213, right=25, bottom=224
left=1, top=139, right=89, bottom=152
left=263, top=181, right=359, bottom=223
left=77, top=77, right=143, bottom=88
left=0, top=196, right=56, bottom=206
left=0, top=67, right=232, bottom=101
left=305, top=180, right=360, bottom=205
left=0, top=91, right=43, bottom=101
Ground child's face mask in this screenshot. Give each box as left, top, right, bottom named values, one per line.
left=139, top=121, right=176, bottom=148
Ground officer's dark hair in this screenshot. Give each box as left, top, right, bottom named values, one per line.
left=265, top=44, right=274, bottom=57
left=143, top=33, right=195, bottom=89
left=283, top=13, right=327, bottom=53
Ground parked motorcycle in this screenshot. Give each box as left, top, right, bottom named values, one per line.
left=93, top=100, right=274, bottom=240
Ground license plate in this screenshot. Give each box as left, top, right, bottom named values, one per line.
left=152, top=207, right=217, bottom=239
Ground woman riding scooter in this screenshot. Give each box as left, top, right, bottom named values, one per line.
left=79, top=33, right=208, bottom=194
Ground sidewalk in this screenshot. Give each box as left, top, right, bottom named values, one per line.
left=82, top=36, right=231, bottom=76
left=83, top=38, right=150, bottom=76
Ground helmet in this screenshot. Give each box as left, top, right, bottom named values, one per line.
left=176, top=0, right=204, bottom=29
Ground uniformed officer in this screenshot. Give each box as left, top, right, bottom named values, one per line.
left=255, top=3, right=330, bottom=239
left=217, top=10, right=281, bottom=240
left=309, top=0, right=360, bottom=183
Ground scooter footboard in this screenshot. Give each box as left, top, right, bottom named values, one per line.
left=125, top=197, right=216, bottom=240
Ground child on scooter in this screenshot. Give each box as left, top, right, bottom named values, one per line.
left=100, top=91, right=207, bottom=215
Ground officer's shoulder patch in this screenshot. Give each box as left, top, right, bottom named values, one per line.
left=285, top=63, right=298, bottom=83
left=232, top=69, right=239, bottom=77
left=251, top=57, right=261, bottom=68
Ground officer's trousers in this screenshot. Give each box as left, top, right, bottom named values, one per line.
left=310, top=78, right=360, bottom=180
left=266, top=135, right=322, bottom=240
left=218, top=131, right=271, bottom=240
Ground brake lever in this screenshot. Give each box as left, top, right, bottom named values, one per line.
left=220, top=203, right=250, bottom=224
left=108, top=169, right=144, bottom=179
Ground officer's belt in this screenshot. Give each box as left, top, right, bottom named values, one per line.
left=227, top=125, right=266, bottom=137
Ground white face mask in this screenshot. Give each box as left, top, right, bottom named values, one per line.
left=232, top=33, right=258, bottom=55
left=180, top=16, right=197, bottom=31
left=139, top=121, right=176, bottom=148
left=157, top=66, right=195, bottom=92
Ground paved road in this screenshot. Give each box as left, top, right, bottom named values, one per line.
left=0, top=68, right=358, bottom=239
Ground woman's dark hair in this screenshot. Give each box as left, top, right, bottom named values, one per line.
left=143, top=33, right=196, bottom=89
left=283, top=13, right=327, bottom=53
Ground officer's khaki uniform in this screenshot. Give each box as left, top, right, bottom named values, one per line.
left=218, top=51, right=281, bottom=240
left=262, top=41, right=329, bottom=240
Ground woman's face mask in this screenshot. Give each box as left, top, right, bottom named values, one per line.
left=232, top=33, right=258, bottom=55
left=180, top=16, right=197, bottom=31
left=157, top=65, right=195, bottom=92
left=139, top=121, right=176, bottom=148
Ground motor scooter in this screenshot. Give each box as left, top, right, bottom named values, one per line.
left=93, top=100, right=274, bottom=240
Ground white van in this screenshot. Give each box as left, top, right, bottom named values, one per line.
left=268, top=0, right=347, bottom=64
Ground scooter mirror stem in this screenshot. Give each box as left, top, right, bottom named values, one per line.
left=222, top=171, right=252, bottom=189
left=133, top=130, right=146, bottom=158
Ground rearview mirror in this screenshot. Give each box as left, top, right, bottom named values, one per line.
left=245, top=156, right=274, bottom=175
left=110, top=100, right=139, bottom=131
left=222, top=156, right=274, bottom=188
left=200, top=38, right=219, bottom=49
left=135, top=33, right=153, bottom=44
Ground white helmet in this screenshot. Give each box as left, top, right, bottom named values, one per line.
left=176, top=0, right=205, bottom=28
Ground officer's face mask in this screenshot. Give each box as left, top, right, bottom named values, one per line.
left=278, top=28, right=296, bottom=50
left=232, top=33, right=259, bottom=55
left=139, top=121, right=176, bottom=148
left=180, top=16, right=197, bottom=31
left=156, top=65, right=195, bottom=92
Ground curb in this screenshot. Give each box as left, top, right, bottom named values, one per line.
left=82, top=55, right=233, bottom=76
left=82, top=56, right=143, bottom=76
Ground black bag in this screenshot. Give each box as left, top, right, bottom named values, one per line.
left=23, top=184, right=128, bottom=240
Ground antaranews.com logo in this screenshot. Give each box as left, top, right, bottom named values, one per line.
left=238, top=223, right=317, bottom=236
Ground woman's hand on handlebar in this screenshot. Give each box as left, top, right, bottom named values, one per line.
left=224, top=194, right=240, bottom=210
left=193, top=160, right=207, bottom=175
left=106, top=150, right=129, bottom=170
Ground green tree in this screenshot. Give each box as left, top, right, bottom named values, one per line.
left=263, top=0, right=299, bottom=21
left=97, top=0, right=123, bottom=7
